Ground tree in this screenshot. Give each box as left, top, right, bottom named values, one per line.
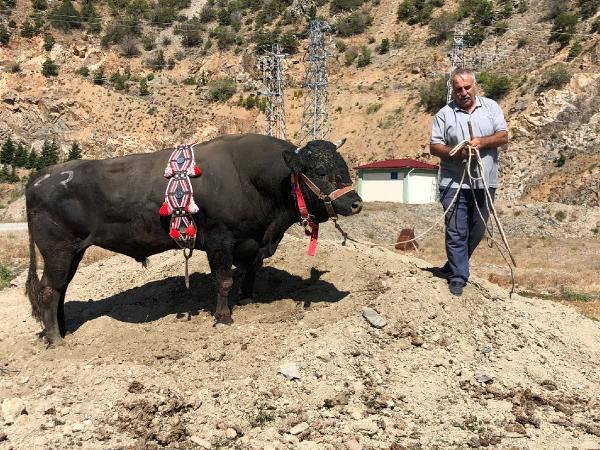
left=81, top=0, right=101, bottom=33
left=550, top=13, right=578, bottom=47
left=378, top=38, right=390, bottom=54
left=139, top=78, right=149, bottom=96
left=13, top=143, right=28, bottom=167
left=32, top=0, right=48, bottom=9
left=8, top=166, right=19, bottom=183
left=68, top=142, right=82, bottom=160
left=43, top=33, right=55, bottom=51
left=0, top=164, right=9, bottom=182
left=27, top=149, right=38, bottom=169
left=39, top=140, right=59, bottom=168
left=41, top=58, right=59, bottom=77
left=20, top=20, right=36, bottom=38
left=49, top=0, right=81, bottom=31
left=1, top=137, right=15, bottom=165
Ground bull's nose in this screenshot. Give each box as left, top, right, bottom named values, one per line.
left=351, top=200, right=363, bottom=214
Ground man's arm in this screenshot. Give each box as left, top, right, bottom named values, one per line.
left=469, top=130, right=508, bottom=150
left=430, top=143, right=473, bottom=161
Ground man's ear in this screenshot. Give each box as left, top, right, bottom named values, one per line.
left=283, top=148, right=306, bottom=172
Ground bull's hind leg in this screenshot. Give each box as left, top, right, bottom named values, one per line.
left=38, top=250, right=83, bottom=344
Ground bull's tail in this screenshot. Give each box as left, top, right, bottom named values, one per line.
left=25, top=227, right=43, bottom=322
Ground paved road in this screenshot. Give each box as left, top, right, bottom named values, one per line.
left=0, top=222, right=27, bottom=232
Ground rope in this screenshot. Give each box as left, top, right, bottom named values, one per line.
left=332, top=138, right=518, bottom=297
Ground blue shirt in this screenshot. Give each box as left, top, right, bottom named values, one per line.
left=430, top=96, right=507, bottom=189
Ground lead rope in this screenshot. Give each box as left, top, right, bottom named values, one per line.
left=333, top=122, right=517, bottom=297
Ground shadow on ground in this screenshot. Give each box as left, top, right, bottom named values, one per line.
left=64, top=267, right=349, bottom=333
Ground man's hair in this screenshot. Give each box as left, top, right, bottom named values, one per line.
left=451, top=67, right=477, bottom=86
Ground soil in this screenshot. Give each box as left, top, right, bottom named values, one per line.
left=1, top=225, right=599, bottom=449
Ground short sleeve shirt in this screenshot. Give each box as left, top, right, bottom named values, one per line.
left=430, top=96, right=507, bottom=189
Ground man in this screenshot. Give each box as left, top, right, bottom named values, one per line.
left=429, top=68, right=508, bottom=296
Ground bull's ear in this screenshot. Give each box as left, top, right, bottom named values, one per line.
left=334, top=138, right=347, bottom=149
left=283, top=148, right=306, bottom=172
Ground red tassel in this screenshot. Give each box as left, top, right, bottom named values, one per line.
left=159, top=202, right=171, bottom=216
left=185, top=225, right=196, bottom=238
left=194, top=165, right=202, bottom=176
left=170, top=228, right=181, bottom=239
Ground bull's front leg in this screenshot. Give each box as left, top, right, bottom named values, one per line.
left=206, top=234, right=235, bottom=325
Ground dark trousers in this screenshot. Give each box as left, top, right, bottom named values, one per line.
left=439, top=186, right=496, bottom=283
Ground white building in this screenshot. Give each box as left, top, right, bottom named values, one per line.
left=356, top=159, right=438, bottom=204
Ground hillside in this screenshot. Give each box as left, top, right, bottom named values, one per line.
left=0, top=0, right=599, bottom=206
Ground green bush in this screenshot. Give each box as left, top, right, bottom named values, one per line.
left=593, top=17, right=600, bottom=33
left=48, top=0, right=81, bottom=31
left=397, top=0, right=436, bottom=24
left=330, top=0, right=364, bottom=14
left=538, top=64, right=572, bottom=91
left=208, top=76, right=236, bottom=102
left=356, top=45, right=371, bottom=67
left=0, top=25, right=9, bottom=47
left=419, top=76, right=447, bottom=112
left=478, top=72, right=511, bottom=99
left=68, top=142, right=82, bottom=160
left=32, top=0, right=47, bottom=10
left=465, top=25, right=486, bottom=45
left=377, top=38, right=390, bottom=54
left=550, top=13, right=578, bottom=46
left=567, top=41, right=582, bottom=60
left=366, top=102, right=382, bottom=114
left=555, top=210, right=566, bottom=221
left=20, top=21, right=36, bottom=38
left=213, top=26, right=237, bottom=50
left=429, top=11, right=458, bottom=44
left=199, top=4, right=217, bottom=22
left=0, top=264, right=13, bottom=290
left=336, top=11, right=373, bottom=36
left=76, top=66, right=90, bottom=77
left=41, top=58, right=59, bottom=77
left=344, top=46, right=358, bottom=66
left=139, top=78, right=149, bottom=95
left=93, top=67, right=105, bottom=84
left=578, top=0, right=599, bottom=19
left=175, top=17, right=204, bottom=47
left=43, top=33, right=55, bottom=51
left=279, top=31, right=299, bottom=54
left=110, top=70, right=127, bottom=90
left=254, top=29, right=279, bottom=53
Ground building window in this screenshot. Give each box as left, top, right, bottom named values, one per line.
left=390, top=171, right=398, bottom=180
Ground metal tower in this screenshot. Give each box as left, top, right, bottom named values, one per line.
left=257, top=44, right=287, bottom=140
left=298, top=19, right=330, bottom=144
left=448, top=23, right=466, bottom=102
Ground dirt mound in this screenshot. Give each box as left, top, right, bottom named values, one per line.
left=1, top=234, right=599, bottom=449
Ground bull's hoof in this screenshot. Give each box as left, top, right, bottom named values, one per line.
left=214, top=314, right=234, bottom=326
left=45, top=335, right=65, bottom=347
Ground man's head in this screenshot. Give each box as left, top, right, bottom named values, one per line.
left=451, top=68, right=477, bottom=110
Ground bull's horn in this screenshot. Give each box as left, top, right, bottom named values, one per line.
left=334, top=138, right=347, bottom=149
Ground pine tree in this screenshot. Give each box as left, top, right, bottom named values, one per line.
left=27, top=149, right=38, bottom=169
left=0, top=137, right=15, bottom=165
left=13, top=143, right=28, bottom=167
left=49, top=140, right=60, bottom=165
left=8, top=165, right=19, bottom=183
left=68, top=142, right=82, bottom=160
left=0, top=164, right=9, bottom=182
left=39, top=140, right=56, bottom=168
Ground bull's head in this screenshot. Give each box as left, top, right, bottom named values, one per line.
left=283, top=139, right=363, bottom=223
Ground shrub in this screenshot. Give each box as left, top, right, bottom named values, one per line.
left=0, top=264, right=13, bottom=290
left=81, top=0, right=102, bottom=33
left=110, top=71, right=127, bottom=90
left=68, top=142, right=82, bottom=160
left=142, top=35, right=156, bottom=51
left=43, top=33, right=55, bottom=51
left=32, top=0, right=48, bottom=10
left=208, top=76, right=236, bottom=102
left=20, top=21, right=36, bottom=38
left=139, top=78, right=149, bottom=95
left=366, top=102, right=382, bottom=114
left=120, top=36, right=141, bottom=57
left=356, top=45, right=371, bottom=67
left=578, top=0, right=599, bottom=19
left=429, top=11, right=458, bottom=44
left=336, top=40, right=347, bottom=52
left=593, top=17, right=600, bottom=33
left=567, top=41, right=582, bottom=60
left=377, top=38, right=390, bottom=54
left=175, top=17, right=204, bottom=47
left=344, top=46, right=358, bottom=65
left=418, top=76, right=447, bottom=112
left=538, top=64, right=571, bottom=91
left=93, top=67, right=105, bottom=84
left=48, top=0, right=81, bottom=31
left=397, top=0, right=435, bottom=25
left=330, top=0, right=364, bottom=14
left=254, top=29, right=279, bottom=53
left=213, top=26, right=237, bottom=50
left=279, top=32, right=299, bottom=54
left=555, top=210, right=566, bottom=221
left=199, top=5, right=217, bottom=22
left=494, top=20, right=508, bottom=35
left=147, top=49, right=166, bottom=70
left=76, top=66, right=89, bottom=77
left=478, top=72, right=511, bottom=99
left=9, top=63, right=20, bottom=73
left=336, top=11, right=373, bottom=36
left=550, top=13, right=578, bottom=46
left=465, top=25, right=486, bottom=45
left=41, top=58, right=59, bottom=77
left=0, top=25, right=9, bottom=47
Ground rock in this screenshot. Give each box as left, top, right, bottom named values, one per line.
left=474, top=369, right=494, bottom=384
left=467, top=436, right=480, bottom=448
left=225, top=427, right=237, bottom=439
left=278, top=361, right=301, bottom=381
left=410, top=335, right=424, bottom=347
left=504, top=422, right=526, bottom=435
left=362, top=308, right=387, bottom=328
left=345, top=438, right=362, bottom=450
left=0, top=432, right=6, bottom=442
left=72, top=422, right=85, bottom=432
left=2, top=398, right=27, bottom=425
left=324, top=392, right=349, bottom=408
left=190, top=436, right=211, bottom=449
left=2, top=92, right=17, bottom=105
left=289, top=421, right=309, bottom=435
left=352, top=418, right=379, bottom=436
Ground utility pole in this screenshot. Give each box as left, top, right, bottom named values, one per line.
left=298, top=19, right=330, bottom=144
left=448, top=23, right=466, bottom=103
left=257, top=44, right=287, bottom=140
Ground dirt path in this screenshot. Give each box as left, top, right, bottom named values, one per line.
left=1, top=235, right=599, bottom=449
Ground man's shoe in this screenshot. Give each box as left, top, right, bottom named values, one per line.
left=449, top=280, right=464, bottom=296
left=440, top=262, right=451, bottom=277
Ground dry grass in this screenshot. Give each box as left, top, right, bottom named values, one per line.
left=418, top=237, right=600, bottom=320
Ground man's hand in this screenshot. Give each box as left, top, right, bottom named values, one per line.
left=469, top=137, right=482, bottom=150
left=457, top=146, right=476, bottom=160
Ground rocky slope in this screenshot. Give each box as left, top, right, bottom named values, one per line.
left=1, top=234, right=600, bottom=449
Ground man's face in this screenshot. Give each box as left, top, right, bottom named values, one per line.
left=452, top=73, right=477, bottom=110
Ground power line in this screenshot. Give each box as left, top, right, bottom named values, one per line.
left=257, top=44, right=287, bottom=140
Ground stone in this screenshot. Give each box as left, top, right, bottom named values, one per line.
left=352, top=418, right=379, bottom=436
left=278, top=361, right=301, bottom=381
left=345, top=438, right=362, bottom=450
left=410, top=335, right=424, bottom=347
left=474, top=369, right=494, bottom=384
left=362, top=308, right=387, bottom=328
left=2, top=398, right=27, bottom=425
left=289, top=421, right=309, bottom=435
left=190, top=436, right=211, bottom=449
left=225, top=427, right=237, bottom=439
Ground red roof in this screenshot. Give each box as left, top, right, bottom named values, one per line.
left=356, top=159, right=438, bottom=171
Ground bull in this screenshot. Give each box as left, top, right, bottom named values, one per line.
left=25, top=134, right=363, bottom=345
